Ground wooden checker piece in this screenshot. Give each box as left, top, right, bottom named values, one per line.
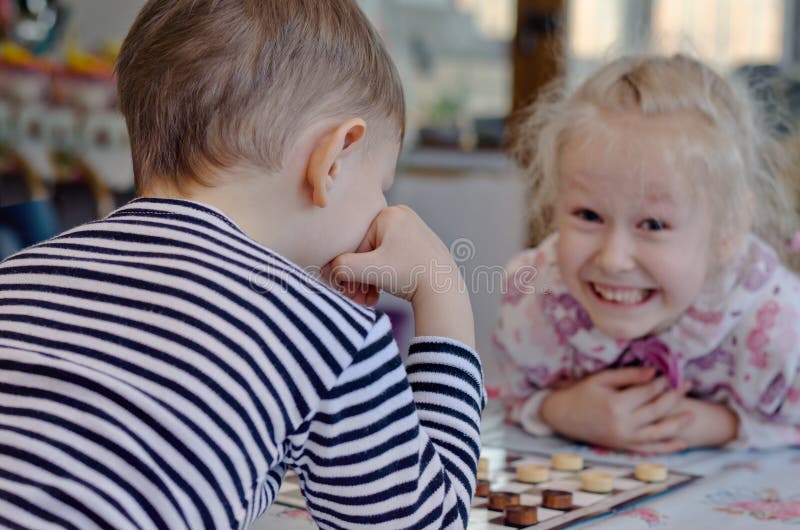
left=504, top=505, right=538, bottom=527
left=488, top=491, right=521, bottom=511
left=516, top=463, right=549, bottom=483
left=541, top=489, right=573, bottom=510
left=635, top=463, right=668, bottom=482
left=580, top=471, right=613, bottom=493
left=551, top=453, right=583, bottom=471
left=475, top=480, right=490, bottom=497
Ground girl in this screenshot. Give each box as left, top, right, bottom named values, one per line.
left=495, top=54, right=800, bottom=454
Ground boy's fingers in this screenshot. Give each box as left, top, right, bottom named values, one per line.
left=365, top=286, right=381, bottom=307
left=335, top=281, right=380, bottom=307
left=328, top=209, right=391, bottom=287
left=329, top=249, right=384, bottom=287
left=591, top=367, right=657, bottom=389
left=352, top=218, right=380, bottom=254
left=632, top=411, right=694, bottom=444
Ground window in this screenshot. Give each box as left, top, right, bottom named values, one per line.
left=651, top=0, right=783, bottom=66
left=358, top=0, right=516, bottom=150
left=567, top=0, right=786, bottom=78
left=566, top=0, right=796, bottom=134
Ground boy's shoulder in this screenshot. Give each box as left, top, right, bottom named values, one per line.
left=120, top=199, right=385, bottom=340
left=6, top=198, right=382, bottom=347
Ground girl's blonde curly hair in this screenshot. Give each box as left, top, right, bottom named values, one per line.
left=510, top=54, right=800, bottom=271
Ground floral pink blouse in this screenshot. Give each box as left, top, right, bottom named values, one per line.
left=494, top=233, right=800, bottom=449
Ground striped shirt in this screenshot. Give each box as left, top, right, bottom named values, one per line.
left=0, top=198, right=486, bottom=530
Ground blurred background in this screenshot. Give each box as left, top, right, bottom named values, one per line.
left=0, top=0, right=798, bottom=383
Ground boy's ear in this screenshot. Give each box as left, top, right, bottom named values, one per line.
left=307, top=117, right=367, bottom=208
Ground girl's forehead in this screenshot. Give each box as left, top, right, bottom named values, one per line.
left=563, top=110, right=713, bottom=157
left=564, top=170, right=680, bottom=205
left=559, top=114, right=710, bottom=200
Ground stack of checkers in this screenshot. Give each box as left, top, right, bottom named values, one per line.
left=474, top=454, right=670, bottom=528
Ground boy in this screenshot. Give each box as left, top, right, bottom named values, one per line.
left=0, top=1, right=485, bottom=529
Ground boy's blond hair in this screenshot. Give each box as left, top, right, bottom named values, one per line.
left=512, top=54, right=800, bottom=271
left=116, top=0, right=405, bottom=192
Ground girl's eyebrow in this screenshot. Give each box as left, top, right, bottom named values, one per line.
left=644, top=191, right=678, bottom=206
left=562, top=174, right=595, bottom=194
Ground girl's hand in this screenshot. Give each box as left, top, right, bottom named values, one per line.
left=540, top=367, right=693, bottom=454
left=672, top=397, right=739, bottom=448
left=329, top=205, right=475, bottom=348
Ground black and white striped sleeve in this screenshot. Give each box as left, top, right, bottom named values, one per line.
left=287, top=313, right=486, bottom=529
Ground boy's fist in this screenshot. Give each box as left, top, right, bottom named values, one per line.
left=329, top=205, right=475, bottom=348
left=329, top=205, right=457, bottom=303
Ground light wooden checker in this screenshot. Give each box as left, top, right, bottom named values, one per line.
left=274, top=449, right=699, bottom=530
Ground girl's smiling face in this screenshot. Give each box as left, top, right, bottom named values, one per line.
left=555, top=113, right=716, bottom=340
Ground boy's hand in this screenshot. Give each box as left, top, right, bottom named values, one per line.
left=540, top=367, right=693, bottom=454
left=330, top=205, right=475, bottom=348
left=328, top=205, right=451, bottom=301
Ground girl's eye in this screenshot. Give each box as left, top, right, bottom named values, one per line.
left=640, top=218, right=669, bottom=231
left=575, top=209, right=601, bottom=222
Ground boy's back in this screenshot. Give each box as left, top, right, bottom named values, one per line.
left=0, top=0, right=486, bottom=527
left=0, top=198, right=485, bottom=528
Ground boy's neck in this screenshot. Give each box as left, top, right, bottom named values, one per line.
left=140, top=167, right=310, bottom=266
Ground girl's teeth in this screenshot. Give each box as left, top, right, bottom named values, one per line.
left=594, top=284, right=646, bottom=304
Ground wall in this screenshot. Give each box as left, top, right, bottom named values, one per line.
left=389, top=161, right=527, bottom=386
left=64, top=0, right=145, bottom=46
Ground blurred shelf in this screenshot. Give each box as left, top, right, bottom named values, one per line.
left=399, top=148, right=515, bottom=175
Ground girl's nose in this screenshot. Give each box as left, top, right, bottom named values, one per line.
left=594, top=229, right=636, bottom=274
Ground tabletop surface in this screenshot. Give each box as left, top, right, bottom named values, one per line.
left=254, top=400, right=800, bottom=529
